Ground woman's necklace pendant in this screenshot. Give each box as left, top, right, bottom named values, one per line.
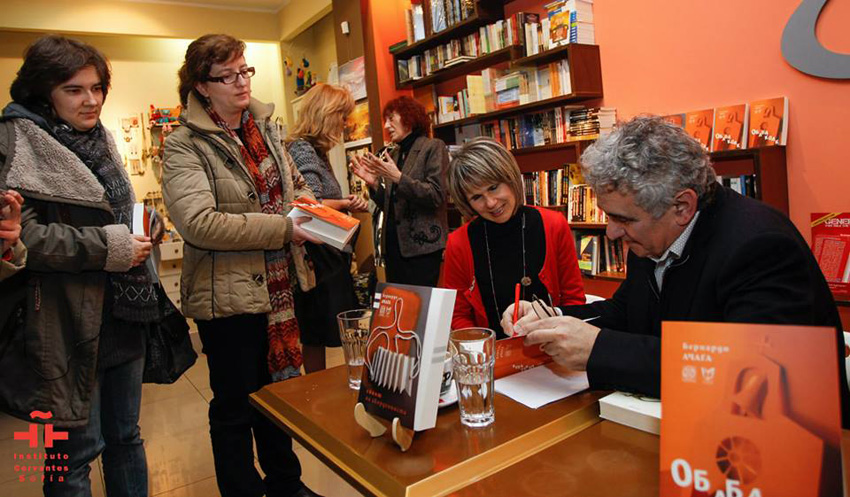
left=521, top=276, right=532, bottom=287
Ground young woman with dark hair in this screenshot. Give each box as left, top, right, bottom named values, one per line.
left=0, top=34, right=153, bottom=497
left=350, top=95, right=449, bottom=286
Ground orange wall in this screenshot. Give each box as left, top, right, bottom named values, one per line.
left=362, top=0, right=411, bottom=145
left=592, top=0, right=850, bottom=240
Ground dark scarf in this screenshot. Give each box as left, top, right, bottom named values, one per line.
left=52, top=121, right=159, bottom=323
left=205, top=105, right=302, bottom=381
left=3, top=103, right=158, bottom=323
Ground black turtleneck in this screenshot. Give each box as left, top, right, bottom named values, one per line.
left=468, top=206, right=548, bottom=338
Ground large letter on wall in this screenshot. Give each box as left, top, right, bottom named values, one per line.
left=781, top=0, right=850, bottom=79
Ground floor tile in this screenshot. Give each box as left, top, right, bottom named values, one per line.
left=152, top=475, right=219, bottom=497
left=0, top=412, right=28, bottom=442
left=142, top=375, right=198, bottom=406
left=183, top=354, right=210, bottom=392
left=145, top=425, right=216, bottom=496
left=139, top=389, right=209, bottom=440
left=198, top=388, right=214, bottom=404
left=297, top=445, right=364, bottom=497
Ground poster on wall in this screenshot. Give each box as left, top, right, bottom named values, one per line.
left=345, top=100, right=371, bottom=143
left=339, top=56, right=367, bottom=101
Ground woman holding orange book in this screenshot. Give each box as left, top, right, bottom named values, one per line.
left=286, top=83, right=368, bottom=373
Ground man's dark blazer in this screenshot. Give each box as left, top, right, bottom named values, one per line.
left=562, top=186, right=850, bottom=426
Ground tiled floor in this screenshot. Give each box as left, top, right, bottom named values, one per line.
left=0, top=335, right=364, bottom=497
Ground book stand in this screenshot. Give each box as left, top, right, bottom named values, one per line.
left=354, top=402, right=415, bottom=452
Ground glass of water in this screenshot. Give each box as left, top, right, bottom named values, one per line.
left=336, top=309, right=372, bottom=390
left=449, top=327, right=496, bottom=428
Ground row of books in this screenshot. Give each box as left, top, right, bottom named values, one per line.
left=576, top=234, right=627, bottom=276
left=526, top=0, right=595, bottom=56
left=397, top=12, right=566, bottom=84
left=664, top=96, right=789, bottom=153
left=476, top=106, right=615, bottom=151
left=520, top=165, right=607, bottom=223
left=434, top=62, right=577, bottom=125
left=428, top=0, right=476, bottom=34
left=717, top=174, right=758, bottom=199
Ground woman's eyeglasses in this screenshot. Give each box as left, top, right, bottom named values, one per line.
left=206, top=67, right=256, bottom=84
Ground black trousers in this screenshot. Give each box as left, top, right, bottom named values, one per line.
left=197, top=313, right=303, bottom=497
left=384, top=231, right=443, bottom=287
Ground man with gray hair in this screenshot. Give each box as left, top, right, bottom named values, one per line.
left=503, top=115, right=848, bottom=426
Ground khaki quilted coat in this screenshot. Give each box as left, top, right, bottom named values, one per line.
left=163, top=95, right=315, bottom=321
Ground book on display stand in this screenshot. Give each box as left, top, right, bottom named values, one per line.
left=354, top=282, right=456, bottom=451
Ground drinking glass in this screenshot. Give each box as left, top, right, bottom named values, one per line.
left=449, top=327, right=496, bottom=427
left=337, top=309, right=372, bottom=390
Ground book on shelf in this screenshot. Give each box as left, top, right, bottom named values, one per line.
left=748, top=96, right=788, bottom=147
left=430, top=0, right=447, bottom=33
left=711, top=103, right=748, bottom=152
left=411, top=3, right=426, bottom=42
left=466, top=75, right=487, bottom=115
left=545, top=0, right=571, bottom=48
left=388, top=40, right=408, bottom=54
left=577, top=234, right=600, bottom=275
left=599, top=392, right=661, bottom=435
left=660, top=321, right=842, bottom=497
left=684, top=108, right=714, bottom=153
left=358, top=282, right=457, bottom=432
left=811, top=212, right=850, bottom=299
left=287, top=196, right=360, bottom=251
left=661, top=113, right=686, bottom=128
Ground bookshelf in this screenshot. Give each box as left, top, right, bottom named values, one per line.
left=710, top=146, right=788, bottom=215
left=392, top=0, right=504, bottom=59
left=396, top=46, right=521, bottom=90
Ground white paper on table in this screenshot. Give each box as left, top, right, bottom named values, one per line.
left=494, top=364, right=589, bottom=409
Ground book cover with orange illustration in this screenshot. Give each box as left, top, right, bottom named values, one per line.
left=358, top=283, right=456, bottom=431
left=660, top=322, right=842, bottom=497
left=684, top=109, right=715, bottom=153
left=748, top=97, right=788, bottom=147
left=494, top=336, right=552, bottom=379
left=811, top=213, right=850, bottom=299
left=287, top=196, right=360, bottom=251
left=711, top=104, right=749, bottom=152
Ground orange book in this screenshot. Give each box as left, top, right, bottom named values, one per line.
left=288, top=196, right=359, bottom=251
left=662, top=113, right=685, bottom=129
left=748, top=97, right=789, bottom=147
left=660, top=322, right=842, bottom=497
left=711, top=104, right=749, bottom=152
left=494, top=336, right=552, bottom=379
left=684, top=109, right=714, bottom=153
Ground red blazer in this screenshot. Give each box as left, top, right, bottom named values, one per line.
left=442, top=206, right=586, bottom=329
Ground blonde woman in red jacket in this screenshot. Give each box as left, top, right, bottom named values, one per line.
left=443, top=138, right=585, bottom=337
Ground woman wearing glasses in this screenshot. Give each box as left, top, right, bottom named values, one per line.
left=442, top=138, right=586, bottom=338
left=163, top=34, right=320, bottom=497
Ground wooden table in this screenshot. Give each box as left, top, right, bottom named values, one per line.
left=453, top=421, right=659, bottom=497
left=251, top=365, right=605, bottom=497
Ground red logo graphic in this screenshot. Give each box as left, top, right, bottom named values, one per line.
left=13, top=411, right=68, bottom=448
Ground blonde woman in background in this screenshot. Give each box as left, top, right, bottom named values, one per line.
left=286, top=83, right=368, bottom=373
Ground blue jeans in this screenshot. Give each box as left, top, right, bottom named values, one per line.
left=44, top=356, right=148, bottom=497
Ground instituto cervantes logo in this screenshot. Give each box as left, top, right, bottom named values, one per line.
left=11, top=411, right=70, bottom=483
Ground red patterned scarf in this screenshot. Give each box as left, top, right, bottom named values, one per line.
left=206, top=106, right=302, bottom=380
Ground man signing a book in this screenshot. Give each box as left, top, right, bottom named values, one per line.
left=502, top=116, right=850, bottom=427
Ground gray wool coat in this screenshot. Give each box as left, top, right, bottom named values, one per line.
left=371, top=135, right=449, bottom=258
